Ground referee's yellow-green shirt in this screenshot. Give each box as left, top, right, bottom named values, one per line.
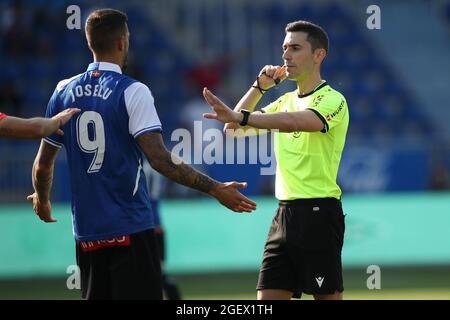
left=262, top=82, right=349, bottom=200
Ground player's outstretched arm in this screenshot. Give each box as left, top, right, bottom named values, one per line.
left=203, top=88, right=323, bottom=133
left=137, top=132, right=256, bottom=213
left=27, top=140, right=60, bottom=223
left=0, top=108, right=80, bottom=139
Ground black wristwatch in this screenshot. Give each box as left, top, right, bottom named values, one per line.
left=240, top=109, right=251, bottom=126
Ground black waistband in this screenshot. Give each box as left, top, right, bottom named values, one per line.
left=279, top=198, right=341, bottom=207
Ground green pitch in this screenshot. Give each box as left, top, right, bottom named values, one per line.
left=0, top=267, right=449, bottom=300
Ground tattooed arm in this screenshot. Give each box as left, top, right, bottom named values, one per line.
left=137, top=132, right=256, bottom=213
left=27, top=140, right=60, bottom=222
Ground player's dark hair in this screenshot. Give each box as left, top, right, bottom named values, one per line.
left=85, top=9, right=128, bottom=53
left=285, top=20, right=329, bottom=53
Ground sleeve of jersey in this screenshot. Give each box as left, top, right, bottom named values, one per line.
left=43, top=90, right=64, bottom=148
left=306, top=94, right=347, bottom=133
left=0, top=113, right=7, bottom=120
left=124, top=82, right=162, bottom=138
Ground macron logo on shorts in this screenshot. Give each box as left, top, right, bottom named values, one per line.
left=315, top=277, right=325, bottom=288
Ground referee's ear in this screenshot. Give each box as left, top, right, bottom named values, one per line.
left=314, top=48, right=327, bottom=65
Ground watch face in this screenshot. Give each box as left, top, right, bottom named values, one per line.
left=240, top=109, right=250, bottom=126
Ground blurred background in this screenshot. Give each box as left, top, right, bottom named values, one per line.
left=0, top=0, right=449, bottom=299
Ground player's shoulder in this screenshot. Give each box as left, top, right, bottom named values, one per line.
left=55, top=72, right=85, bottom=93
left=123, top=80, right=154, bottom=99
left=124, top=79, right=150, bottom=91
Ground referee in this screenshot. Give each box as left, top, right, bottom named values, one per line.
left=203, top=20, right=349, bottom=300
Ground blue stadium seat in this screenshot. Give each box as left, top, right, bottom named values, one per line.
left=0, top=1, right=441, bottom=200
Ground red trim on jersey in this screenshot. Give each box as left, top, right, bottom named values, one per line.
left=0, top=113, right=7, bottom=120
left=79, top=235, right=131, bottom=252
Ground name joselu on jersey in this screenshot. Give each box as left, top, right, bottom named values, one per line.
left=68, top=84, right=112, bottom=102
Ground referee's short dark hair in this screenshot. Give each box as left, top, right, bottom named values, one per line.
left=285, top=20, right=329, bottom=53
left=85, top=8, right=128, bottom=53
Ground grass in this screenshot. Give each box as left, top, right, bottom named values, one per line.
left=0, top=266, right=449, bottom=300
left=184, top=288, right=450, bottom=300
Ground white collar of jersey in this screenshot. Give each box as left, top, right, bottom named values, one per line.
left=88, top=62, right=122, bottom=74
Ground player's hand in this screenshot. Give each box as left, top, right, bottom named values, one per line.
left=27, top=193, right=57, bottom=223
left=203, top=88, right=241, bottom=124
left=209, top=181, right=257, bottom=213
left=51, top=108, right=81, bottom=136
left=256, top=65, right=287, bottom=90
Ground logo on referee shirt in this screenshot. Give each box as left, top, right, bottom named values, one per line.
left=292, top=131, right=302, bottom=138
left=311, top=94, right=324, bottom=109
left=315, top=277, right=325, bottom=288
left=325, top=99, right=344, bottom=122
left=313, top=94, right=323, bottom=104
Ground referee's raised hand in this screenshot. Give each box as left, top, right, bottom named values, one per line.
left=256, top=65, right=287, bottom=90
left=203, top=87, right=240, bottom=124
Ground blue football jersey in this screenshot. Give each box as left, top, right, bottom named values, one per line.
left=44, top=62, right=162, bottom=241
left=143, top=159, right=162, bottom=226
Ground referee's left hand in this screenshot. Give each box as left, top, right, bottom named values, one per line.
left=203, top=88, right=241, bottom=124
left=27, top=193, right=57, bottom=223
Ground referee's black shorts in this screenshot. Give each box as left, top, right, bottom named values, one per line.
left=76, top=228, right=163, bottom=300
left=256, top=198, right=345, bottom=298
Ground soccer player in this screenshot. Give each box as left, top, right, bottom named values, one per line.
left=203, top=21, right=349, bottom=300
left=0, top=109, right=79, bottom=139
left=27, top=8, right=256, bottom=300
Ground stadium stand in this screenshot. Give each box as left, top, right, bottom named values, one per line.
left=0, top=0, right=448, bottom=202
